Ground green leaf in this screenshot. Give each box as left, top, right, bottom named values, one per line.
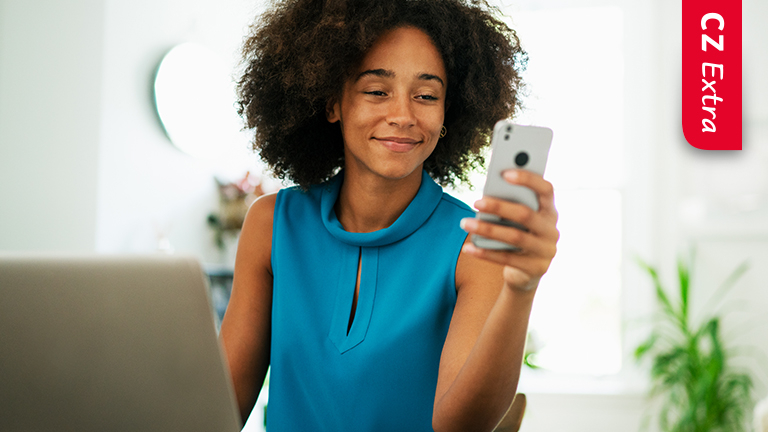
left=636, top=257, right=683, bottom=329
left=635, top=332, right=659, bottom=360
left=634, top=253, right=754, bottom=432
left=677, top=254, right=691, bottom=329
left=523, top=352, right=540, bottom=369
left=698, top=261, right=750, bottom=319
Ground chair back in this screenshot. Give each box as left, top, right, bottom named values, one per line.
left=493, top=393, right=526, bottom=432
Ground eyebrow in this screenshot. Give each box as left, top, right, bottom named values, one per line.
left=355, top=69, right=445, bottom=87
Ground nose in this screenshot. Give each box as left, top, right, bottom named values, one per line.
left=386, top=94, right=416, bottom=128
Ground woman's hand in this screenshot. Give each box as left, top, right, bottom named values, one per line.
left=460, top=169, right=558, bottom=292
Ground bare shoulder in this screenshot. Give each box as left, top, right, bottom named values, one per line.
left=237, top=192, right=278, bottom=273
left=243, top=192, right=278, bottom=233
left=455, top=235, right=505, bottom=296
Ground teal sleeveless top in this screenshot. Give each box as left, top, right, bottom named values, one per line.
left=267, top=170, right=474, bottom=431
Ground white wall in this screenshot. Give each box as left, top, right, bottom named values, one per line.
left=0, top=0, right=104, bottom=252
left=94, top=0, right=260, bottom=262
left=0, top=0, right=263, bottom=262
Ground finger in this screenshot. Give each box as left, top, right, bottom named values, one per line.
left=474, top=197, right=558, bottom=238
left=502, top=170, right=556, bottom=212
left=461, top=217, right=557, bottom=258
left=462, top=242, right=553, bottom=278
left=461, top=217, right=535, bottom=253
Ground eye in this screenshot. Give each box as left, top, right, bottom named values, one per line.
left=364, top=90, right=387, bottom=97
left=417, top=94, right=439, bottom=101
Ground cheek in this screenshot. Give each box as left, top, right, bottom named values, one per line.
left=426, top=112, right=445, bottom=137
left=341, top=103, right=379, bottom=132
left=414, top=104, right=445, bottom=127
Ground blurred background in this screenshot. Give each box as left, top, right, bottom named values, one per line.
left=1, top=0, right=767, bottom=430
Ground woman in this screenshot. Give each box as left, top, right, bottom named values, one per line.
left=220, top=0, right=559, bottom=430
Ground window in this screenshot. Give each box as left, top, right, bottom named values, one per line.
left=448, top=5, right=625, bottom=375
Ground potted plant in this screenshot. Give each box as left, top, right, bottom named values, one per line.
left=635, top=252, right=753, bottom=432
left=207, top=171, right=265, bottom=252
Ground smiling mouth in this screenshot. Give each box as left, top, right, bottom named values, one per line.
left=374, top=136, right=421, bottom=153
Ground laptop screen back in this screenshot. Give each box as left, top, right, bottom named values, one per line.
left=0, top=255, right=241, bottom=432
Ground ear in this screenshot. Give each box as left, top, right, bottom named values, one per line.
left=326, top=98, right=341, bottom=123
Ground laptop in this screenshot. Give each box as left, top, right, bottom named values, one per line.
left=0, top=254, right=242, bottom=432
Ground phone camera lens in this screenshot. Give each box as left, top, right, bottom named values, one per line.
left=504, top=134, right=510, bottom=140
left=515, top=152, right=529, bottom=167
left=506, top=125, right=513, bottom=132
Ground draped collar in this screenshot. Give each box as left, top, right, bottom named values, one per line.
left=320, top=170, right=443, bottom=247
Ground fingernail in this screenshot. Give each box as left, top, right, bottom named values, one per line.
left=503, top=170, right=519, bottom=182
left=462, top=243, right=478, bottom=254
left=473, top=199, right=487, bottom=211
left=460, top=218, right=477, bottom=231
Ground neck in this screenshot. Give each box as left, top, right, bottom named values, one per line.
left=335, top=166, right=423, bottom=233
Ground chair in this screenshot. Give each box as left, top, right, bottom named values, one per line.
left=493, top=393, right=527, bottom=432
left=755, top=396, right=768, bottom=432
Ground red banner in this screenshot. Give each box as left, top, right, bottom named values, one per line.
left=682, top=0, right=742, bottom=150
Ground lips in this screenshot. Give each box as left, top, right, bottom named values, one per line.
left=374, top=136, right=421, bottom=153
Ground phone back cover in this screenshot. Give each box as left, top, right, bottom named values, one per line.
left=483, top=122, right=553, bottom=210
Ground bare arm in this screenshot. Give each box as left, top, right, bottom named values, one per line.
left=432, top=170, right=559, bottom=432
left=219, top=193, right=276, bottom=424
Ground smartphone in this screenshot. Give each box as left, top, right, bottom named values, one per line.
left=471, top=121, right=553, bottom=251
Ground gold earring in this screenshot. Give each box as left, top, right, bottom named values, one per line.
left=440, top=125, right=447, bottom=138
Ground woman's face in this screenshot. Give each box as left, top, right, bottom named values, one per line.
left=327, top=26, right=447, bottom=182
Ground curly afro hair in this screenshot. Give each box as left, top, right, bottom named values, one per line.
left=237, top=0, right=526, bottom=189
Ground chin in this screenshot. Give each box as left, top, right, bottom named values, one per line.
left=345, top=147, right=429, bottom=182
left=370, top=163, right=423, bottom=182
